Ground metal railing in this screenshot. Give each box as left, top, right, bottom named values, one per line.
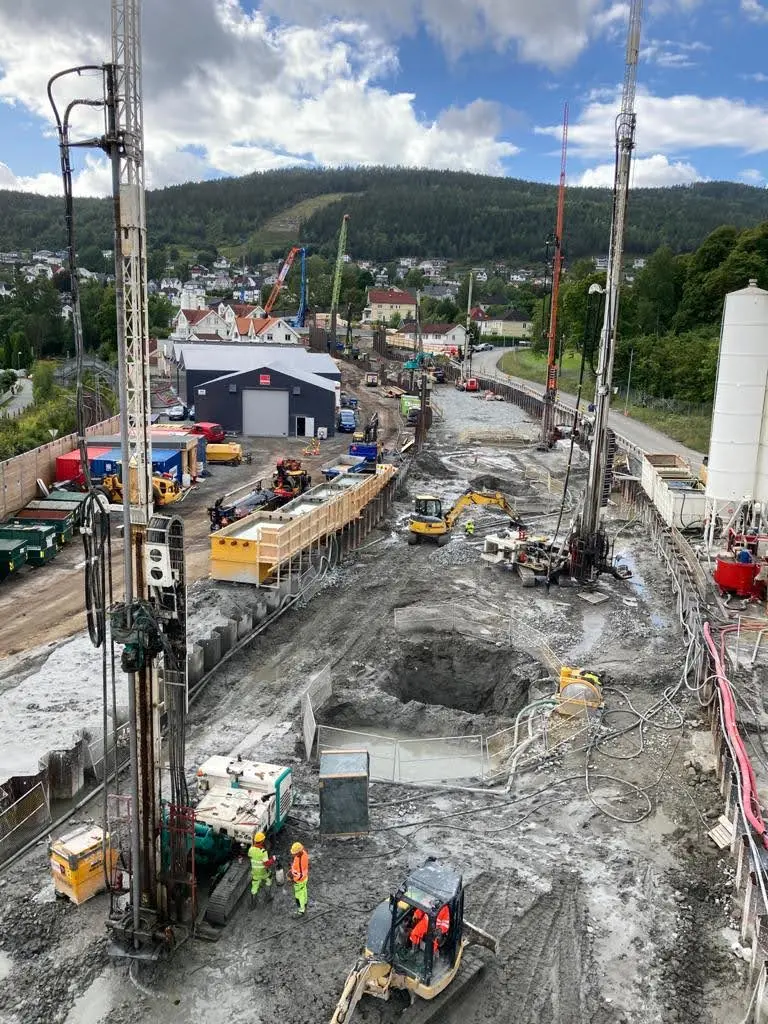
left=0, top=783, right=51, bottom=862
left=87, top=721, right=131, bottom=781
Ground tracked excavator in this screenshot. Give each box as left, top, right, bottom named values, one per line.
left=407, top=487, right=522, bottom=545
left=331, top=861, right=497, bottom=1024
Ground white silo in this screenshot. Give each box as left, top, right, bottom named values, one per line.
left=706, top=279, right=768, bottom=514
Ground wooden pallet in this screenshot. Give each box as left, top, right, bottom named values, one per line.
left=708, top=814, right=734, bottom=850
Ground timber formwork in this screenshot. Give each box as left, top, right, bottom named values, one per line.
left=211, top=464, right=397, bottom=585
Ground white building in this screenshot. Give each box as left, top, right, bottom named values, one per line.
left=171, top=307, right=230, bottom=340
left=401, top=322, right=467, bottom=349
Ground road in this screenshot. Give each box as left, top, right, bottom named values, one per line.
left=470, top=349, right=704, bottom=465
left=0, top=378, right=33, bottom=418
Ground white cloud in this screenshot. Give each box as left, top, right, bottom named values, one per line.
left=538, top=88, right=768, bottom=159
left=260, top=0, right=621, bottom=67
left=578, top=153, right=704, bottom=187
left=0, top=1, right=519, bottom=197
left=0, top=154, right=110, bottom=197
left=641, top=38, right=710, bottom=69
left=739, top=168, right=765, bottom=184
left=742, top=0, right=768, bottom=21
left=743, top=71, right=768, bottom=83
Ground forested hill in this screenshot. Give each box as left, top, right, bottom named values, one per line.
left=2, top=166, right=768, bottom=265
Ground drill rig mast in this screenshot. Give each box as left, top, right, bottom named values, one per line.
left=329, top=213, right=350, bottom=340
left=540, top=104, right=568, bottom=447
left=570, top=0, right=642, bottom=580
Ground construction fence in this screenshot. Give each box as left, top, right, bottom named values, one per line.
left=301, top=664, right=332, bottom=759
left=0, top=782, right=51, bottom=863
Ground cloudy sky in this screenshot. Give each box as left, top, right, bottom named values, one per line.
left=0, top=0, right=768, bottom=196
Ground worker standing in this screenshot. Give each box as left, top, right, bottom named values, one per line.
left=289, top=841, right=309, bottom=916
left=248, top=832, right=275, bottom=908
left=464, top=519, right=475, bottom=536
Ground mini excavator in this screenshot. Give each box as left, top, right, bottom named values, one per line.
left=407, top=487, right=522, bottom=545
left=331, top=861, right=497, bottom=1024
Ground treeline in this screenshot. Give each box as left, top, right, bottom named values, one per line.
left=548, top=222, right=768, bottom=404
left=2, top=168, right=768, bottom=265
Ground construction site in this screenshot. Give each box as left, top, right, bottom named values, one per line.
left=3, top=2, right=768, bottom=1024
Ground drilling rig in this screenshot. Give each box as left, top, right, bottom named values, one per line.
left=329, top=213, right=350, bottom=341
left=540, top=104, right=568, bottom=448
left=569, top=0, right=642, bottom=580
left=49, top=0, right=190, bottom=958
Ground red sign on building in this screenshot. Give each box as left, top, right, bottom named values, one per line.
left=259, top=374, right=271, bottom=386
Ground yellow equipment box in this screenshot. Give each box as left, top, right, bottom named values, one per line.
left=49, top=825, right=116, bottom=905
left=206, top=442, right=243, bottom=465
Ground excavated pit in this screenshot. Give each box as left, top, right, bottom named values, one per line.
left=381, top=639, right=531, bottom=716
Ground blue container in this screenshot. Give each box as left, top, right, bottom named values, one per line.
left=152, top=448, right=182, bottom=479
left=90, top=448, right=123, bottom=477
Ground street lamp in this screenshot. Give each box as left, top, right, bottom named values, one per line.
left=16, top=351, right=21, bottom=371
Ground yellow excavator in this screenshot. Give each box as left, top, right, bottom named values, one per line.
left=99, top=473, right=183, bottom=508
left=331, top=861, right=497, bottom=1024
left=407, top=487, right=521, bottom=545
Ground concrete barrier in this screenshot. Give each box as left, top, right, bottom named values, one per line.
left=41, top=742, right=86, bottom=801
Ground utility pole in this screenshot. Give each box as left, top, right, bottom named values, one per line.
left=572, top=0, right=642, bottom=579
left=541, top=103, right=568, bottom=447
left=463, top=273, right=473, bottom=382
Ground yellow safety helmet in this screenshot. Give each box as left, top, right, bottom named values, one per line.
left=253, top=831, right=266, bottom=844
left=290, top=841, right=304, bottom=855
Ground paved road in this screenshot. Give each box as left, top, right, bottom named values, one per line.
left=0, top=378, right=33, bottom=418
left=470, top=349, right=704, bottom=465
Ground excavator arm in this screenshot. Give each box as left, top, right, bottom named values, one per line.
left=330, top=957, right=385, bottom=1024
left=444, top=490, right=521, bottom=529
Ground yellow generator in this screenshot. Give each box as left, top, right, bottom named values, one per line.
left=49, top=825, right=117, bottom=905
left=206, top=442, right=243, bottom=466
left=556, top=667, right=604, bottom=716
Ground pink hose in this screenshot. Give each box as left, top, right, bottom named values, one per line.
left=703, top=622, right=768, bottom=846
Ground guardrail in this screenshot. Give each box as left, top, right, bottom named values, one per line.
left=0, top=783, right=51, bottom=862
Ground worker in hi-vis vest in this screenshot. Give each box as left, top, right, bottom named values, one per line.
left=289, top=841, right=309, bottom=915
left=248, top=832, right=274, bottom=907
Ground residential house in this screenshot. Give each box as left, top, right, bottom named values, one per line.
left=363, top=288, right=417, bottom=323
left=229, top=315, right=300, bottom=344
left=594, top=256, right=609, bottom=271
left=474, top=310, right=532, bottom=340
left=213, top=256, right=231, bottom=271
left=216, top=301, right=265, bottom=325
left=0, top=281, right=14, bottom=299
left=171, top=307, right=229, bottom=340
left=189, top=264, right=209, bottom=279
left=160, top=277, right=183, bottom=292
left=373, top=269, right=390, bottom=286
left=471, top=268, right=489, bottom=283
left=401, top=321, right=467, bottom=349
left=178, top=286, right=207, bottom=310
left=423, top=283, right=458, bottom=300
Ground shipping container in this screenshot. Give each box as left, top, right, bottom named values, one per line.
left=55, top=447, right=112, bottom=484
left=151, top=448, right=182, bottom=478
left=90, top=449, right=123, bottom=478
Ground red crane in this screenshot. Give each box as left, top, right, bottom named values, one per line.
left=263, top=245, right=302, bottom=316
left=541, top=103, right=569, bottom=446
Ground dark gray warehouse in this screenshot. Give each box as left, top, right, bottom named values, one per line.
left=171, top=344, right=341, bottom=437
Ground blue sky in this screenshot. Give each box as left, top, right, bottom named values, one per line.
left=1, top=0, right=768, bottom=195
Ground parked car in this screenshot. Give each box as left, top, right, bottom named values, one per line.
left=338, top=409, right=357, bottom=433
left=189, top=421, right=226, bottom=443
left=165, top=403, right=189, bottom=421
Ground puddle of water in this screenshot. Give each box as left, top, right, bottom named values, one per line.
left=321, top=726, right=486, bottom=782
left=63, top=973, right=113, bottom=1024
left=0, top=950, right=12, bottom=982
left=616, top=550, right=647, bottom=598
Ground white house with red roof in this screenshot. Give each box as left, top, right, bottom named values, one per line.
left=401, top=321, right=467, bottom=348
left=228, top=315, right=300, bottom=344
left=171, top=307, right=229, bottom=340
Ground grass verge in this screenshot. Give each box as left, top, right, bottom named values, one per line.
left=497, top=348, right=710, bottom=453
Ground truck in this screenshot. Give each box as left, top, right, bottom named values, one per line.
left=321, top=454, right=368, bottom=480
left=399, top=394, right=421, bottom=418
left=348, top=441, right=380, bottom=468
left=193, top=755, right=293, bottom=925
left=338, top=408, right=357, bottom=433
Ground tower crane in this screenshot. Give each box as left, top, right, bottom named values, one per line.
left=541, top=103, right=568, bottom=447
left=263, top=245, right=307, bottom=327
left=49, top=0, right=190, bottom=958
left=570, top=0, right=643, bottom=580
left=329, top=212, right=350, bottom=340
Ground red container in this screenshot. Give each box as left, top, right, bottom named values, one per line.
left=55, top=447, right=111, bottom=485
left=714, top=555, right=759, bottom=597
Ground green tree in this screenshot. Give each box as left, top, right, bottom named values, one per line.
left=32, top=361, right=55, bottom=403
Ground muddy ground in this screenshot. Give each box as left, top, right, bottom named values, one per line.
left=0, top=379, right=752, bottom=1024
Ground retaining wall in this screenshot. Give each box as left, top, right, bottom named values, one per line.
left=0, top=414, right=121, bottom=519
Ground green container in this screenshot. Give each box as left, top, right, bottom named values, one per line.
left=47, top=490, right=89, bottom=507
left=0, top=538, right=28, bottom=580
left=11, top=511, right=74, bottom=547
left=0, top=524, right=59, bottom=564
left=399, top=394, right=421, bottom=417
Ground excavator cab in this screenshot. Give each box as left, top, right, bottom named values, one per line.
left=408, top=495, right=448, bottom=545
left=386, top=863, right=464, bottom=988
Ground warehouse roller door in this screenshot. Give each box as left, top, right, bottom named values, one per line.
left=242, top=389, right=289, bottom=437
